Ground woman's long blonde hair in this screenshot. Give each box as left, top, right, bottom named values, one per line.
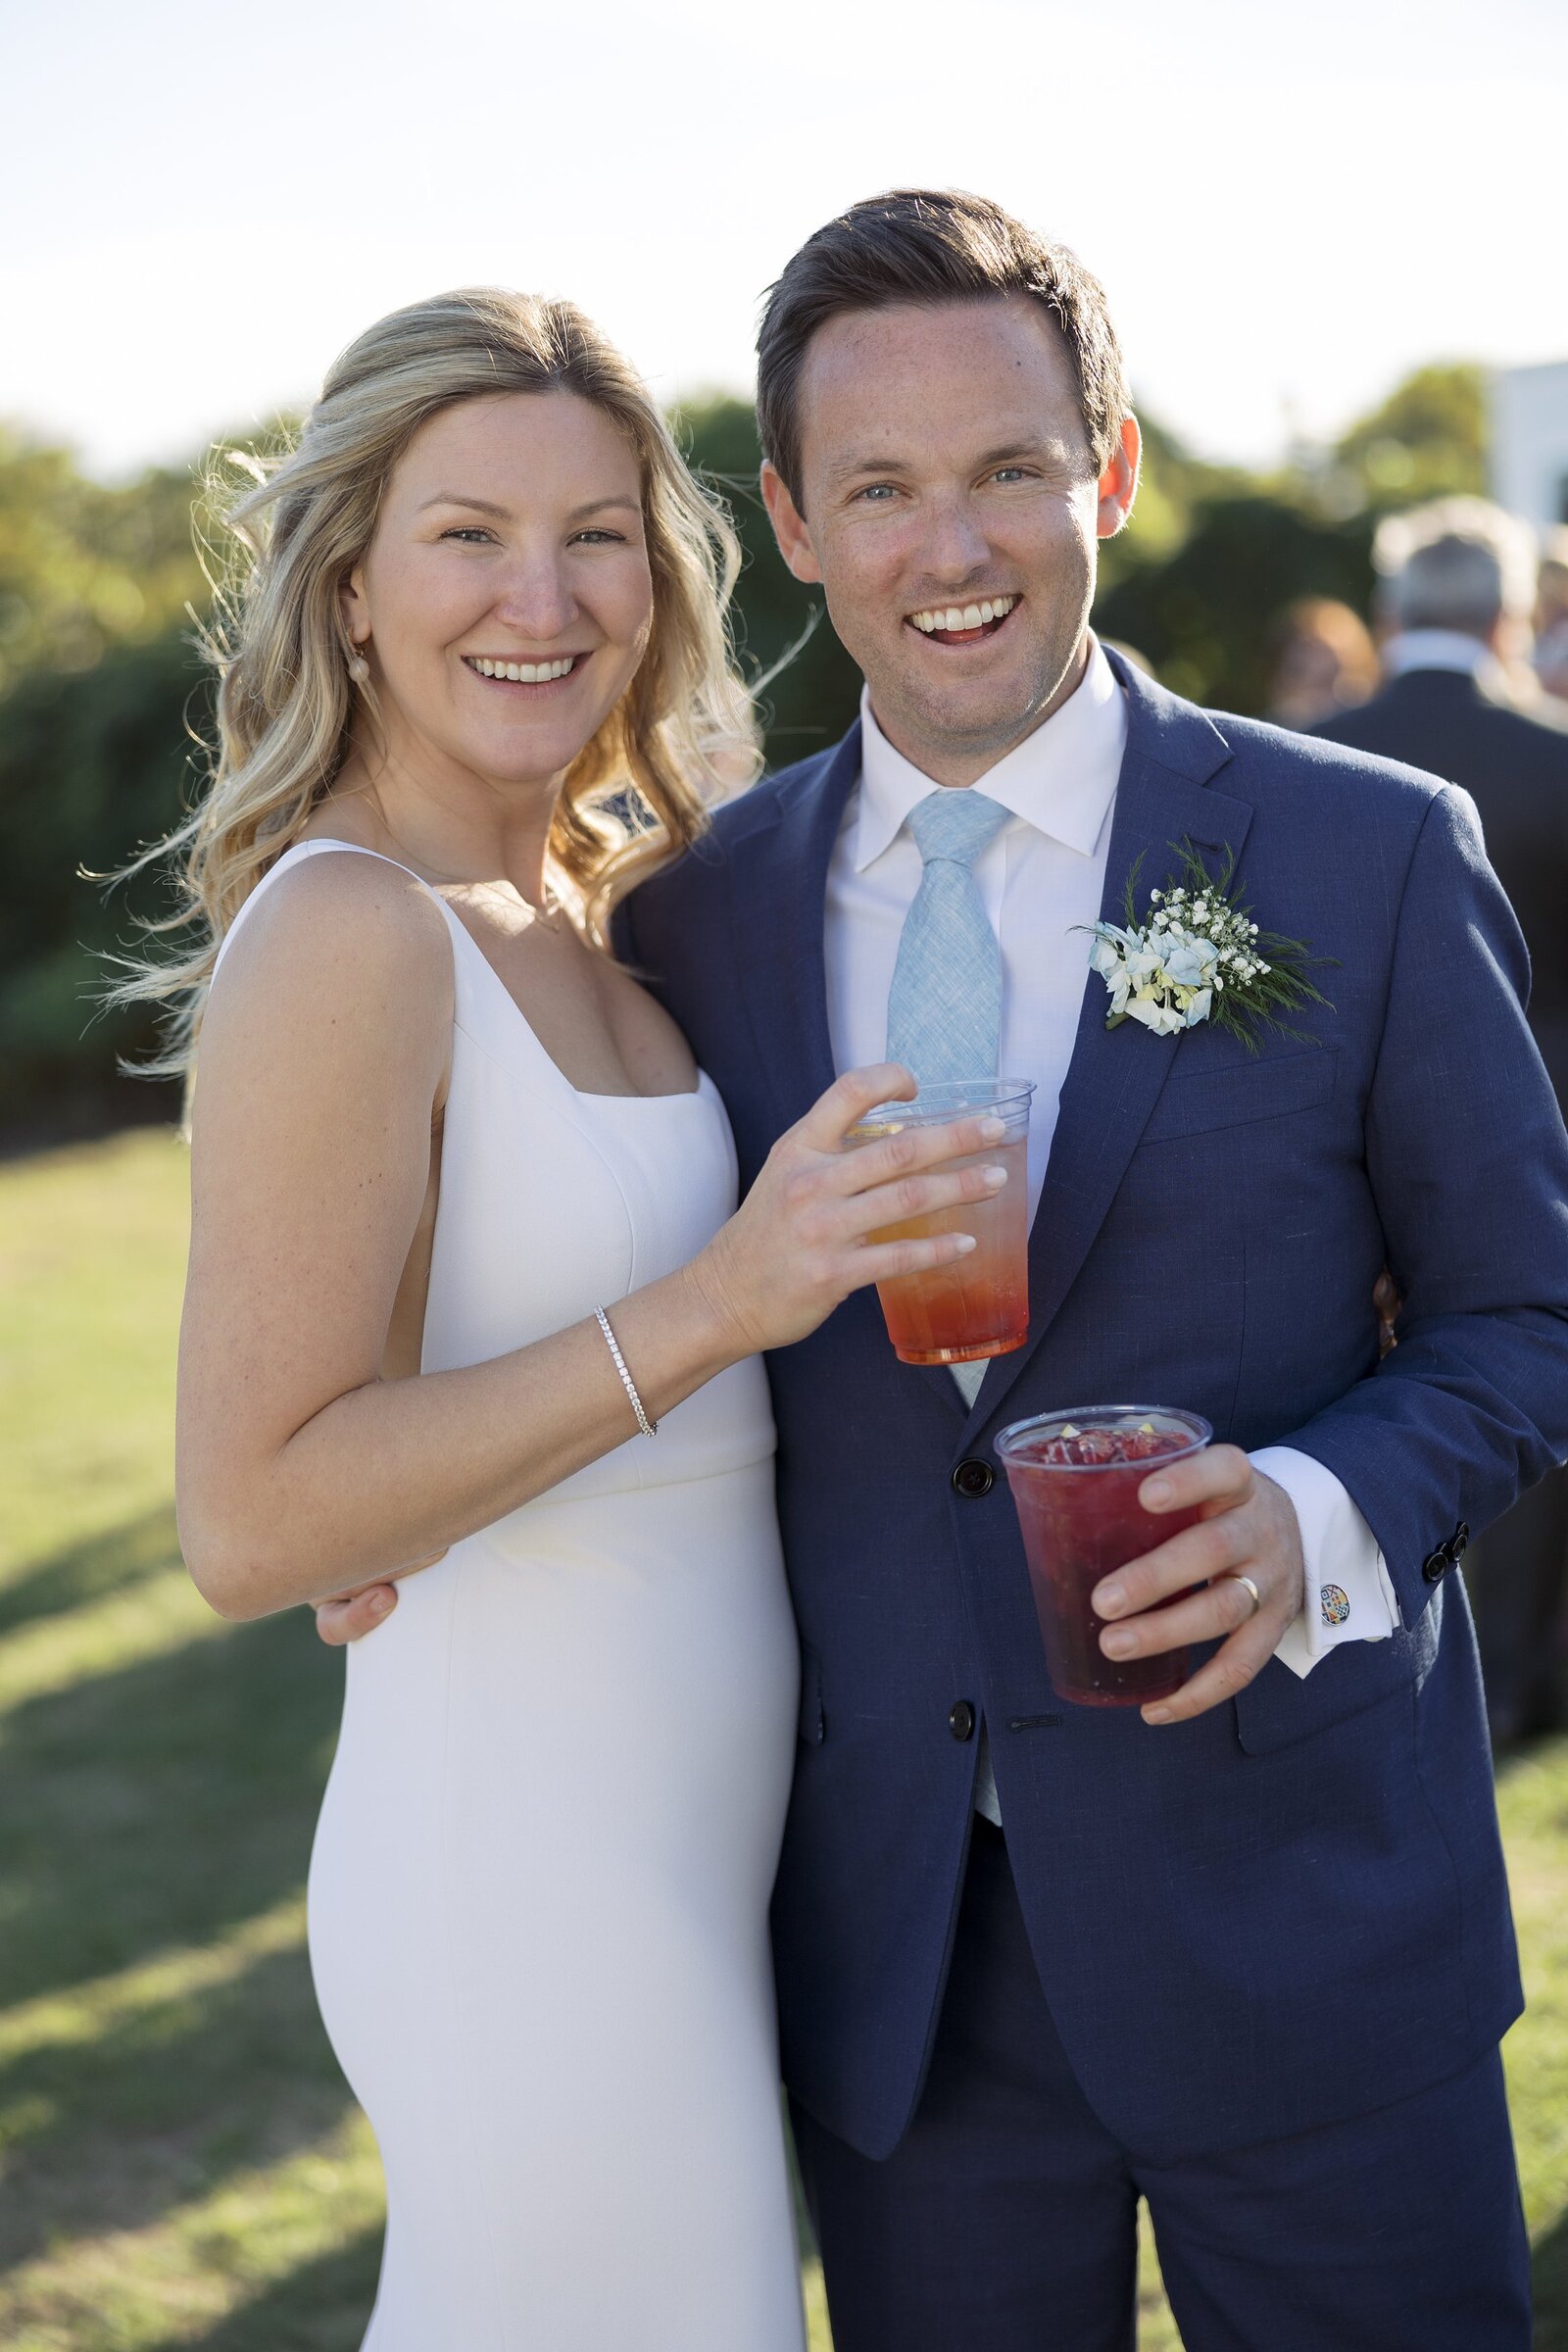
left=109, top=287, right=760, bottom=1079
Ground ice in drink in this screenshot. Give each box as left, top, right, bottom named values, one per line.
left=849, top=1081, right=1035, bottom=1367
left=995, top=1406, right=1212, bottom=1708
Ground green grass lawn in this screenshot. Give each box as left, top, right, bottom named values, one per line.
left=2, top=1125, right=1564, bottom=2348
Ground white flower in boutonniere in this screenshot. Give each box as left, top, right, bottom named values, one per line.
left=1084, top=841, right=1331, bottom=1051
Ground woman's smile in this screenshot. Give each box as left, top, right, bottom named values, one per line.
left=461, top=650, right=590, bottom=692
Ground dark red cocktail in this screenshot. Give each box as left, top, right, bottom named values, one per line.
left=995, top=1406, right=1212, bottom=1708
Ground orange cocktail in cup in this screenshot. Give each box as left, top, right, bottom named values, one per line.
left=996, top=1406, right=1212, bottom=1707
left=847, top=1080, right=1035, bottom=1367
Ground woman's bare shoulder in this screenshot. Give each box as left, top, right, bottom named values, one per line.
left=218, top=849, right=451, bottom=1000
left=202, top=849, right=455, bottom=1080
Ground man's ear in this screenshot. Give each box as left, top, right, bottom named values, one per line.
left=1096, top=416, right=1142, bottom=542
left=760, top=462, right=824, bottom=586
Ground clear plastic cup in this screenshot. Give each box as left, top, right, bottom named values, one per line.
left=847, top=1079, right=1035, bottom=1366
left=995, top=1405, right=1212, bottom=1707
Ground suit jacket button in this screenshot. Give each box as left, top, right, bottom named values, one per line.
left=1449, top=1521, right=1470, bottom=1560
left=952, top=1457, right=995, bottom=1498
left=1422, top=1548, right=1450, bottom=1584
left=949, top=1700, right=976, bottom=1741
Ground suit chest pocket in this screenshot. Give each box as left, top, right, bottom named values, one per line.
left=1141, top=1045, right=1340, bottom=1147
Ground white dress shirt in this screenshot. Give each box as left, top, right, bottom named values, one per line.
left=1380, top=628, right=1501, bottom=684
left=822, top=639, right=1399, bottom=1758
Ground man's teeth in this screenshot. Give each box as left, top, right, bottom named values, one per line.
left=908, top=595, right=1016, bottom=635
left=468, top=656, right=579, bottom=682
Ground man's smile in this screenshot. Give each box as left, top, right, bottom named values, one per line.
left=905, top=594, right=1019, bottom=648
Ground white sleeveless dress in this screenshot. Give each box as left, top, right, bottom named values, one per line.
left=216, top=841, right=805, bottom=2351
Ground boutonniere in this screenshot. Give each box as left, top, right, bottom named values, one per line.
left=1085, top=842, right=1331, bottom=1049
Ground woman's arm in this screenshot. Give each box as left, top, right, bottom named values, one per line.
left=179, top=855, right=1002, bottom=1622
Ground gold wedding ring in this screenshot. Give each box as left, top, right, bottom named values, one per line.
left=1222, top=1572, right=1263, bottom=1619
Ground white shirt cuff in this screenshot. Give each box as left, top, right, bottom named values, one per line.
left=1249, top=1446, right=1399, bottom=1679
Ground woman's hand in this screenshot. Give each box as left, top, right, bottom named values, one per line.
left=686, top=1062, right=1010, bottom=1356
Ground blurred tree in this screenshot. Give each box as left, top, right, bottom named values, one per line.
left=0, top=630, right=207, bottom=1136
left=1093, top=368, right=1486, bottom=704
left=0, top=425, right=300, bottom=1137
left=0, top=429, right=207, bottom=700
left=1097, top=411, right=1252, bottom=598
left=1318, top=363, right=1486, bottom=515
left=1097, top=492, right=1373, bottom=711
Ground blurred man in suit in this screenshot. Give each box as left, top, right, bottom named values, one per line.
left=1314, top=499, right=1568, bottom=1741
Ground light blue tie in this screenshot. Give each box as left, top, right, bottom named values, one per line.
left=886, top=788, right=1010, bottom=1413
left=886, top=789, right=1011, bottom=1086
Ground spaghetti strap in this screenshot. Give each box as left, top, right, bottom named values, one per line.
left=282, top=839, right=440, bottom=893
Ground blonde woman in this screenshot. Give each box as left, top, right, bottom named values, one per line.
left=136, top=293, right=1002, bottom=2347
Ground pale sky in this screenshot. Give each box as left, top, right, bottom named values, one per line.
left=5, top=0, right=1566, bottom=480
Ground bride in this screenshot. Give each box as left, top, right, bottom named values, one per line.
left=133, top=289, right=1004, bottom=2348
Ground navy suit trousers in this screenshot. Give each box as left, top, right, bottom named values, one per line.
left=792, top=1822, right=1531, bottom=2352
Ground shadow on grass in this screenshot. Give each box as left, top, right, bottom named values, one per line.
left=0, top=1503, right=182, bottom=1640
left=143, top=2229, right=385, bottom=2352
left=0, top=1536, right=380, bottom=2322
left=0, top=1601, right=342, bottom=2008
left=0, top=1941, right=355, bottom=2270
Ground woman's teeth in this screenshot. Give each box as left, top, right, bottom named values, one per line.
left=466, top=656, right=579, bottom=682
left=908, top=595, right=1017, bottom=634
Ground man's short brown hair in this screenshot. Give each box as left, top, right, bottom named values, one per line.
left=756, top=188, right=1130, bottom=504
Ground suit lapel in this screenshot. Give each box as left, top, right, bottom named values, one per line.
left=964, top=667, right=1255, bottom=1435
left=728, top=725, right=861, bottom=1132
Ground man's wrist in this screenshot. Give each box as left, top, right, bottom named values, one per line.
left=1250, top=1444, right=1397, bottom=1678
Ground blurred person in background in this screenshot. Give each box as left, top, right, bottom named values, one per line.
left=1364, top=496, right=1543, bottom=707
left=1314, top=496, right=1568, bottom=1744
left=1534, top=526, right=1568, bottom=707
left=1264, top=595, right=1380, bottom=729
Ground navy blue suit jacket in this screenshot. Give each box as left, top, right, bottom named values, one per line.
left=617, top=655, right=1568, bottom=2164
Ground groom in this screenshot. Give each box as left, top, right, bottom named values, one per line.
left=322, top=193, right=1568, bottom=2345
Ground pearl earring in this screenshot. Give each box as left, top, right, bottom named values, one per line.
left=347, top=642, right=370, bottom=685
